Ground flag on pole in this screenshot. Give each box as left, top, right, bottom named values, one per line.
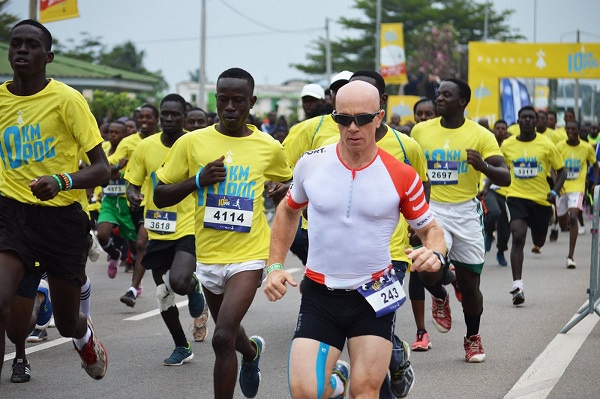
left=39, top=0, right=79, bottom=23
left=380, top=23, right=408, bottom=85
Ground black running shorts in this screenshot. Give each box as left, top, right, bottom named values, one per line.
left=293, top=278, right=395, bottom=351
left=0, top=196, right=90, bottom=287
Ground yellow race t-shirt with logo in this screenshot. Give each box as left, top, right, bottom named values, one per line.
left=283, top=114, right=339, bottom=168
left=0, top=79, right=102, bottom=206
left=411, top=117, right=503, bottom=203
left=501, top=134, right=564, bottom=206
left=125, top=133, right=195, bottom=241
left=156, top=125, right=292, bottom=264
left=556, top=140, right=596, bottom=193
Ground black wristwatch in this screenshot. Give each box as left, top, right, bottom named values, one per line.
left=433, top=251, right=448, bottom=268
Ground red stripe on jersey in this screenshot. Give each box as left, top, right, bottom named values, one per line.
left=377, top=149, right=429, bottom=221
left=305, top=268, right=326, bottom=284
left=286, top=190, right=308, bottom=210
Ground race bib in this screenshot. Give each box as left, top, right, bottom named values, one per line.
left=513, top=161, right=538, bottom=179
left=357, top=272, right=405, bottom=317
left=204, top=194, right=253, bottom=233
left=103, top=178, right=126, bottom=196
left=566, top=167, right=580, bottom=180
left=428, top=160, right=458, bottom=185
left=144, top=210, right=177, bottom=233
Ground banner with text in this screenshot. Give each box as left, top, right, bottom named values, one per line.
left=40, top=0, right=79, bottom=23
left=380, top=23, right=408, bottom=85
left=468, top=42, right=600, bottom=123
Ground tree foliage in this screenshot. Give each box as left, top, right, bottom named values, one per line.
left=0, top=0, right=18, bottom=42
left=52, top=34, right=167, bottom=98
left=292, top=0, right=524, bottom=80
left=87, top=91, right=140, bottom=122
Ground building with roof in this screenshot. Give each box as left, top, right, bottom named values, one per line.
left=0, top=42, right=159, bottom=98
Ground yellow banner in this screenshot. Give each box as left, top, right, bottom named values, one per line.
left=40, top=0, right=79, bottom=23
left=380, top=23, right=408, bottom=85
left=468, top=42, right=600, bottom=123
left=387, top=95, right=421, bottom=124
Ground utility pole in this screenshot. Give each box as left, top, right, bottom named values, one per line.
left=574, top=29, right=580, bottom=119
left=375, top=0, right=381, bottom=71
left=325, top=18, right=332, bottom=82
left=198, top=0, right=207, bottom=110
left=29, top=0, right=37, bottom=20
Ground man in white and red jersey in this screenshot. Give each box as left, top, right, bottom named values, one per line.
left=264, top=81, right=447, bottom=399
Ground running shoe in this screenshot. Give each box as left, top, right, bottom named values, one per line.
left=188, top=274, right=205, bottom=318
left=10, top=359, right=31, bottom=383
left=510, top=287, right=525, bottom=305
left=163, top=344, right=194, bottom=366
left=120, top=289, right=136, bottom=308
left=566, top=257, right=576, bottom=269
left=390, top=340, right=415, bottom=398
left=35, top=282, right=53, bottom=329
left=531, top=246, right=542, bottom=254
left=88, top=232, right=101, bottom=262
left=549, top=228, right=559, bottom=242
left=578, top=225, right=586, bottom=235
left=484, top=233, right=493, bottom=252
left=431, top=295, right=451, bottom=333
left=106, top=250, right=121, bottom=279
left=497, top=251, right=508, bottom=267
left=192, top=305, right=210, bottom=342
left=464, top=334, right=486, bottom=363
left=411, top=329, right=432, bottom=351
left=73, top=319, right=108, bottom=380
left=331, top=360, right=350, bottom=399
left=27, top=328, right=48, bottom=343
left=239, top=336, right=265, bottom=398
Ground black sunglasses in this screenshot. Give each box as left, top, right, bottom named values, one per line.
left=331, top=111, right=380, bottom=126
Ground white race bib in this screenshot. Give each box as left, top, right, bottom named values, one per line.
left=357, top=273, right=405, bottom=317
left=428, top=160, right=458, bottom=185
left=513, top=161, right=538, bottom=179
left=144, top=210, right=177, bottom=233
left=203, top=194, right=253, bottom=233
left=103, top=178, right=127, bottom=196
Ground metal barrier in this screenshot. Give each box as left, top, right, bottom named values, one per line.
left=561, top=185, right=600, bottom=333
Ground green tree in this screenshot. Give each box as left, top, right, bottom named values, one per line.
left=0, top=0, right=19, bottom=42
left=87, top=91, right=140, bottom=122
left=292, top=0, right=523, bottom=79
left=54, top=32, right=105, bottom=63
left=99, top=41, right=146, bottom=73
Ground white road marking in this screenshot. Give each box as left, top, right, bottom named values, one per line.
left=504, top=304, right=599, bottom=399
left=5, top=338, right=72, bottom=362
left=4, top=267, right=307, bottom=362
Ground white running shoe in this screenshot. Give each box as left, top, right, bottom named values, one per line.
left=88, top=232, right=101, bottom=262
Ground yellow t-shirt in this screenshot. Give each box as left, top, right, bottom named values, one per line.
left=156, top=125, right=292, bottom=263
left=411, top=117, right=503, bottom=203
left=556, top=140, right=596, bottom=193
left=0, top=79, right=102, bottom=206
left=501, top=134, right=564, bottom=205
left=125, top=133, right=195, bottom=241
left=107, top=133, right=143, bottom=165
left=283, top=114, right=339, bottom=168
left=553, top=127, right=568, bottom=144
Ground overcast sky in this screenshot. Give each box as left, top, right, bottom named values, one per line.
left=5, top=0, right=600, bottom=91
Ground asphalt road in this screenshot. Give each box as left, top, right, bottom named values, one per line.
left=2, top=226, right=600, bottom=398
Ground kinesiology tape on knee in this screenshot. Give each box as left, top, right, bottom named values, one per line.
left=162, top=270, right=173, bottom=293
left=156, top=283, right=175, bottom=312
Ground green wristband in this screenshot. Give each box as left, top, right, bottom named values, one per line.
left=51, top=174, right=63, bottom=191
left=266, top=263, right=284, bottom=274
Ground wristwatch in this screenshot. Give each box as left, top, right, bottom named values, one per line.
left=433, top=251, right=448, bottom=268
